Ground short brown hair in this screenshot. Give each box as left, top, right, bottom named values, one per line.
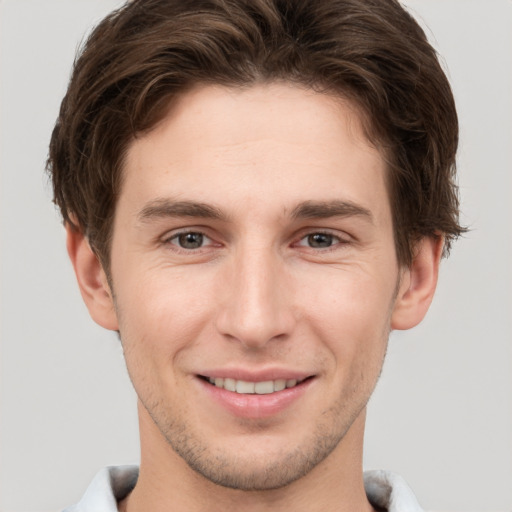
left=47, top=0, right=464, bottom=271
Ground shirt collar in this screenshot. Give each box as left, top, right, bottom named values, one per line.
left=65, top=466, right=424, bottom=512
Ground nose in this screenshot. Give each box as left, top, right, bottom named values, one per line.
left=215, top=246, right=295, bottom=349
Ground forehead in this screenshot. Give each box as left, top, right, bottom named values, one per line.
left=120, top=82, right=390, bottom=222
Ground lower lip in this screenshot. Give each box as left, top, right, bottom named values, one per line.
left=198, top=377, right=313, bottom=419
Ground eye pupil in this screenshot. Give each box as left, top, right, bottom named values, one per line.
left=178, top=232, right=204, bottom=249
left=308, top=233, right=333, bottom=248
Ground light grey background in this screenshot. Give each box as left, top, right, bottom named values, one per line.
left=0, top=1, right=511, bottom=511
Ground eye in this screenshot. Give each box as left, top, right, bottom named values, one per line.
left=168, top=231, right=211, bottom=250
left=306, top=233, right=334, bottom=248
left=297, top=232, right=345, bottom=249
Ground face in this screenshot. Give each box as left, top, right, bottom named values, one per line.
left=106, top=83, right=405, bottom=489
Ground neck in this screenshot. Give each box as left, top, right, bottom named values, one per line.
left=120, top=403, right=375, bottom=512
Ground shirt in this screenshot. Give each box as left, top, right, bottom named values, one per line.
left=63, top=465, right=424, bottom=512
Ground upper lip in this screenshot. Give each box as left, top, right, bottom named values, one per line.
left=197, top=368, right=314, bottom=382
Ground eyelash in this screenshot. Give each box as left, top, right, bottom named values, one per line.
left=163, top=229, right=350, bottom=253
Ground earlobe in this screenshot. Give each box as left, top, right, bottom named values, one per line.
left=66, top=223, right=119, bottom=331
left=391, top=236, right=444, bottom=331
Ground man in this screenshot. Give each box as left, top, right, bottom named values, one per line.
left=47, top=0, right=464, bottom=510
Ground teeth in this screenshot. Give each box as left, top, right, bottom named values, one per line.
left=236, top=380, right=255, bottom=394
left=224, top=378, right=236, bottom=392
left=254, top=381, right=273, bottom=394
left=207, top=377, right=302, bottom=394
left=274, top=379, right=286, bottom=392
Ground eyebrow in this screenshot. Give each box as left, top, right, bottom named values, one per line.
left=136, top=198, right=373, bottom=224
left=290, top=200, right=373, bottom=223
left=137, top=199, right=227, bottom=222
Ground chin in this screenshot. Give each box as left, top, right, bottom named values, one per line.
left=174, top=444, right=331, bottom=491
left=155, top=410, right=355, bottom=491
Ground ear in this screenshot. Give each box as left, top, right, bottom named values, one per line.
left=66, top=223, right=119, bottom=331
left=391, top=236, right=444, bottom=330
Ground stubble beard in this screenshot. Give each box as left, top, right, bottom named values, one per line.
left=127, top=331, right=391, bottom=492
left=138, top=336, right=391, bottom=491
left=139, top=379, right=376, bottom=492
left=118, top=285, right=395, bottom=492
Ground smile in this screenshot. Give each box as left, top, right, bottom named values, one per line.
left=206, top=377, right=305, bottom=395
left=198, top=373, right=314, bottom=418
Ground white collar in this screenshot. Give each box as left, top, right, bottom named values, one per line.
left=64, top=465, right=424, bottom=512
left=364, top=469, right=424, bottom=511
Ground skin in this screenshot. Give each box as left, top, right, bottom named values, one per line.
left=67, top=83, right=442, bottom=512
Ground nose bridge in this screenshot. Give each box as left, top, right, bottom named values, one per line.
left=216, top=240, right=293, bottom=348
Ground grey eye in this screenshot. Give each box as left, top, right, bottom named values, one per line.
left=175, top=232, right=204, bottom=249
left=306, top=233, right=335, bottom=248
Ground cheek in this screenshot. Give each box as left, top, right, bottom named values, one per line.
left=299, top=266, right=395, bottom=364
left=302, top=263, right=396, bottom=324
left=114, top=270, right=214, bottom=368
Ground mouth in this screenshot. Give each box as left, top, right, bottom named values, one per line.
left=199, top=375, right=312, bottom=395
left=197, top=373, right=315, bottom=418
